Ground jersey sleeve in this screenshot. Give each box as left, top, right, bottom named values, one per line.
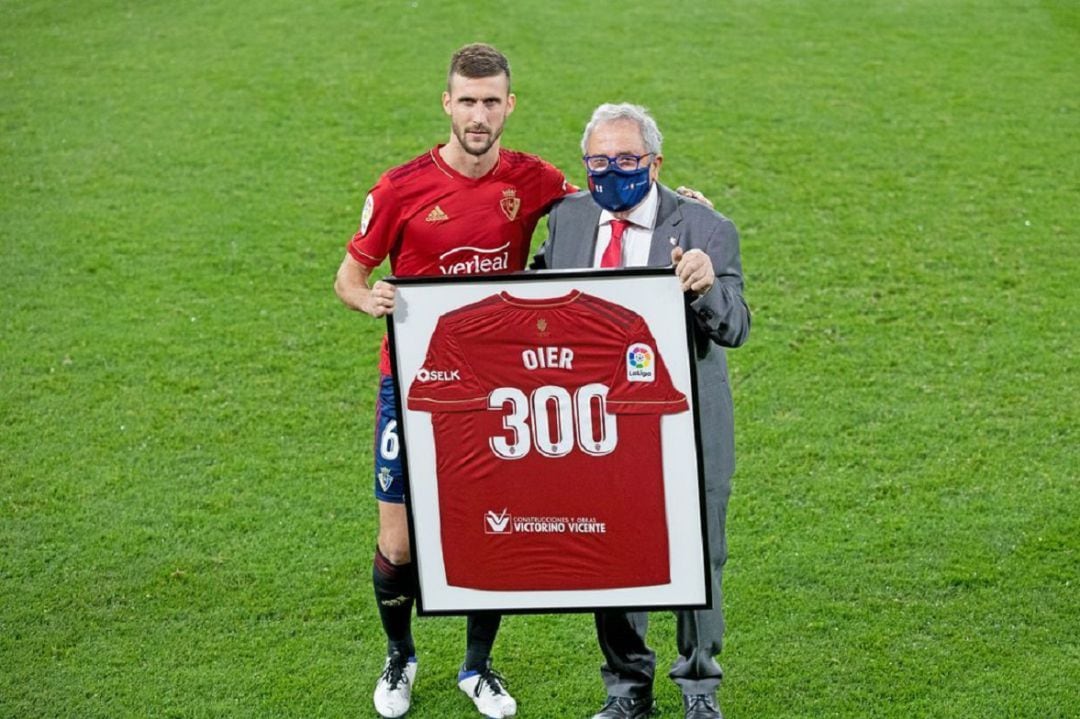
left=406, top=318, right=488, bottom=413
left=347, top=174, right=405, bottom=269
left=604, top=315, right=688, bottom=415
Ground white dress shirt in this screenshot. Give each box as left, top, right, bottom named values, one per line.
left=591, top=183, right=660, bottom=268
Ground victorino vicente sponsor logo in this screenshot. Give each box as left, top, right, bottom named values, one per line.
left=483, top=510, right=607, bottom=536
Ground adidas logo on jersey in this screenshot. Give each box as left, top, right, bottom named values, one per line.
left=425, top=205, right=449, bottom=223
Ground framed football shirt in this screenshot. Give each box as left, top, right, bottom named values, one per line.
left=388, top=269, right=710, bottom=614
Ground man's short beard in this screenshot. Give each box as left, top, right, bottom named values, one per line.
left=456, top=124, right=502, bottom=156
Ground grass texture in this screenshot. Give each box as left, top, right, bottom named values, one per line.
left=2, top=1, right=1077, bottom=717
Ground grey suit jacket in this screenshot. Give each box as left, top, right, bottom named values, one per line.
left=533, top=184, right=750, bottom=482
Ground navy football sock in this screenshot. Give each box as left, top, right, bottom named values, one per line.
left=373, top=547, right=416, bottom=658
left=463, top=611, right=503, bottom=671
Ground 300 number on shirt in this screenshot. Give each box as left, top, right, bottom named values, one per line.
left=487, top=383, right=617, bottom=460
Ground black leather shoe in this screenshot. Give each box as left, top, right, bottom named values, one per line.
left=591, top=695, right=656, bottom=719
left=683, top=693, right=722, bottom=719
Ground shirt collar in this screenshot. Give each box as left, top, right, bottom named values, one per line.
left=598, top=183, right=659, bottom=230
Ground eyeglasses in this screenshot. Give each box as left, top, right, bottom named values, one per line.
left=582, top=153, right=654, bottom=172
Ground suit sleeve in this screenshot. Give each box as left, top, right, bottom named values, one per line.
left=686, top=209, right=751, bottom=348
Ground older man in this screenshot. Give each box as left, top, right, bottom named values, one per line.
left=533, top=103, right=750, bottom=719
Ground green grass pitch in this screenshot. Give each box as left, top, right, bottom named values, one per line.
left=2, top=1, right=1076, bottom=717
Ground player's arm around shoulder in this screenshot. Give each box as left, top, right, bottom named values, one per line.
left=531, top=191, right=590, bottom=270
left=531, top=204, right=559, bottom=270
left=532, top=192, right=570, bottom=270
left=674, top=198, right=750, bottom=349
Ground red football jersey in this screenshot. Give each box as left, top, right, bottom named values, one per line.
left=347, top=145, right=575, bottom=374
left=407, top=291, right=688, bottom=591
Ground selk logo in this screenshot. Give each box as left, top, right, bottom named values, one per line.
left=484, top=509, right=512, bottom=534
left=415, top=367, right=461, bottom=382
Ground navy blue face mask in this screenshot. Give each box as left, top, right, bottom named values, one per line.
left=587, top=165, right=652, bottom=213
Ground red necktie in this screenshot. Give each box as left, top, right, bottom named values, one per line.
left=600, top=219, right=630, bottom=268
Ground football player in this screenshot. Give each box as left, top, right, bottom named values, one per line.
left=334, top=43, right=575, bottom=719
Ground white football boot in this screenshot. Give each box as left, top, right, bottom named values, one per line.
left=373, top=652, right=417, bottom=718
left=457, top=660, right=517, bottom=718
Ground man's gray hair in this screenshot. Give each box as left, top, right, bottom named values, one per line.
left=581, top=103, right=663, bottom=156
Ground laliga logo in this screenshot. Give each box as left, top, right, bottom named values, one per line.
left=626, top=343, right=656, bottom=383
left=484, top=509, right=512, bottom=534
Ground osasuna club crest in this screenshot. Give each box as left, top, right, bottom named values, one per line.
left=500, top=188, right=520, bottom=221
left=377, top=466, right=393, bottom=492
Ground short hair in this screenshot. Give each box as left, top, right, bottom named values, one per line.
left=448, top=43, right=511, bottom=90
left=581, top=103, right=663, bottom=156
